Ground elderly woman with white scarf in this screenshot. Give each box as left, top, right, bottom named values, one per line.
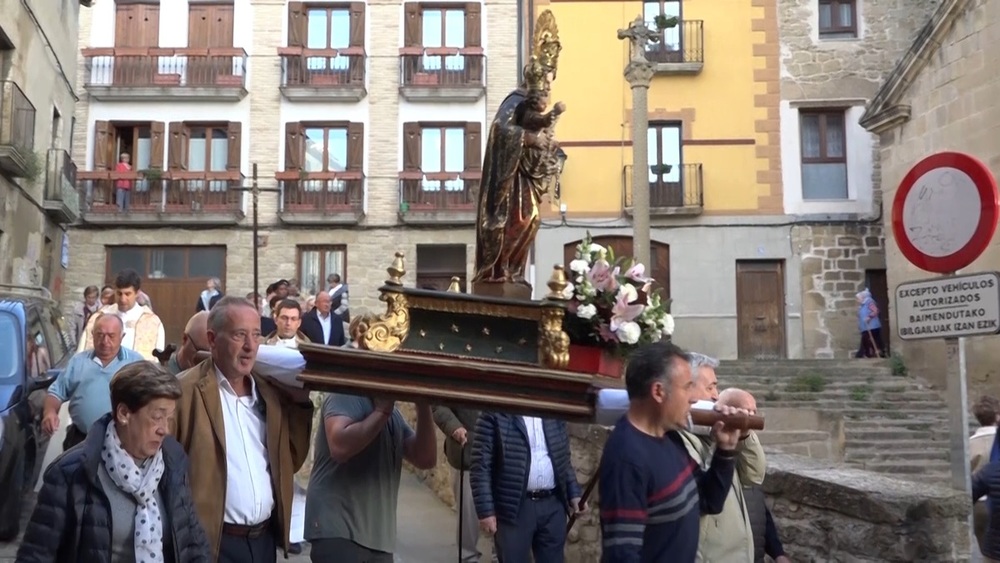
left=17, top=361, right=211, bottom=563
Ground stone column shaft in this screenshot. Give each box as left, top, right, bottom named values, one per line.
left=625, top=62, right=655, bottom=269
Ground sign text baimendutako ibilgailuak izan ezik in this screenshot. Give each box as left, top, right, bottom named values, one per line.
left=895, top=272, right=1000, bottom=340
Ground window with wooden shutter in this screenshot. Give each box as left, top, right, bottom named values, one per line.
left=464, top=122, right=481, bottom=172
left=288, top=2, right=307, bottom=47
left=149, top=121, right=165, bottom=170
left=94, top=121, right=112, bottom=170
left=464, top=3, right=482, bottom=82
left=346, top=122, right=364, bottom=172
left=285, top=122, right=304, bottom=172
left=167, top=122, right=188, bottom=171
left=348, top=3, right=365, bottom=47
left=403, top=4, right=422, bottom=46
left=402, top=122, right=422, bottom=173
left=226, top=122, right=241, bottom=171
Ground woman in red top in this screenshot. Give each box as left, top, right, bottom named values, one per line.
left=115, top=152, right=132, bottom=211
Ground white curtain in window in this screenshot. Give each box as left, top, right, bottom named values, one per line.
left=135, top=137, right=152, bottom=192
left=444, top=128, right=464, bottom=192
left=299, top=249, right=345, bottom=295
left=421, top=129, right=441, bottom=191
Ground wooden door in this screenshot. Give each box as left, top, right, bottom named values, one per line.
left=866, top=268, right=890, bottom=353
left=736, top=260, right=786, bottom=359
left=188, top=4, right=235, bottom=85
left=142, top=279, right=206, bottom=347
left=563, top=236, right=671, bottom=298
left=114, top=3, right=160, bottom=85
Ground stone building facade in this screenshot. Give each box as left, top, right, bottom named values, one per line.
left=861, top=0, right=1000, bottom=392
left=778, top=0, right=940, bottom=357
left=0, top=0, right=89, bottom=294
left=67, top=0, right=519, bottom=343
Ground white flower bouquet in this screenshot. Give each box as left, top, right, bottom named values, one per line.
left=563, top=232, right=674, bottom=356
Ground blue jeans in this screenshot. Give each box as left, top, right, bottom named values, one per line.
left=115, top=188, right=130, bottom=210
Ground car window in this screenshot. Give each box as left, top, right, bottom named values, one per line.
left=0, top=312, right=17, bottom=382
left=39, top=304, right=71, bottom=367
left=25, top=307, right=51, bottom=379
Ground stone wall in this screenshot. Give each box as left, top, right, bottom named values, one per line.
left=872, top=0, right=1000, bottom=395
left=794, top=224, right=886, bottom=358
left=763, top=453, right=970, bottom=562
left=400, top=414, right=969, bottom=562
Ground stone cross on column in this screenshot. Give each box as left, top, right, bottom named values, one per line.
left=618, top=15, right=658, bottom=268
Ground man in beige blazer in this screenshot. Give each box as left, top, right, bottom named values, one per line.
left=172, top=296, right=314, bottom=562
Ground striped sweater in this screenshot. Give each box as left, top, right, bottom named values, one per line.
left=599, top=418, right=736, bottom=563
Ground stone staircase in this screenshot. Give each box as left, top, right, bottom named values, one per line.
left=715, top=359, right=957, bottom=484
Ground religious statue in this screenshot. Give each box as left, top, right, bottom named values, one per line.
left=473, top=10, right=565, bottom=297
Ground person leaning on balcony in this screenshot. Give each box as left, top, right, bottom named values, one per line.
left=115, top=152, right=133, bottom=211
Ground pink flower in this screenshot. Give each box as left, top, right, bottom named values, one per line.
left=610, top=293, right=644, bottom=332
left=625, top=263, right=652, bottom=283
left=598, top=323, right=619, bottom=342
left=587, top=259, right=619, bottom=293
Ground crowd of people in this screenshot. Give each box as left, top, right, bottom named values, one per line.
left=26, top=267, right=949, bottom=563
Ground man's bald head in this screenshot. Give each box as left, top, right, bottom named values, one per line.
left=718, top=387, right=757, bottom=413
left=184, top=311, right=210, bottom=351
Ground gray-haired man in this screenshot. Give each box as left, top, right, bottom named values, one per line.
left=594, top=351, right=720, bottom=425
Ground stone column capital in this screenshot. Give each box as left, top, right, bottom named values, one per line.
left=624, top=62, right=655, bottom=87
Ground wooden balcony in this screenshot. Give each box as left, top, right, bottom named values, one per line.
left=43, top=149, right=80, bottom=225
left=646, top=20, right=705, bottom=75
left=0, top=81, right=36, bottom=178
left=77, top=170, right=245, bottom=226
left=277, top=171, right=365, bottom=225
left=398, top=172, right=479, bottom=225
left=278, top=48, right=367, bottom=102
left=398, top=48, right=485, bottom=102
left=623, top=163, right=704, bottom=217
left=81, top=47, right=249, bottom=101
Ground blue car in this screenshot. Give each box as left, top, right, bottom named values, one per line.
left=0, top=285, right=73, bottom=540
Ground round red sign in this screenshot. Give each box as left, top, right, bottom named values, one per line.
left=891, top=151, right=999, bottom=274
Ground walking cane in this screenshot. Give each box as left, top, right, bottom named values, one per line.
left=866, top=329, right=881, bottom=358
left=458, top=442, right=466, bottom=563
left=566, top=469, right=600, bottom=534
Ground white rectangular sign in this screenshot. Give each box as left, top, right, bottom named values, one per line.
left=895, top=272, right=1000, bottom=340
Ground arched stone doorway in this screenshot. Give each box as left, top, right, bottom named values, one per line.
left=562, top=236, right=670, bottom=298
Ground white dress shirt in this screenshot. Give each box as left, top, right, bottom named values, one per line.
left=215, top=366, right=274, bottom=525
left=316, top=312, right=332, bottom=344
left=521, top=416, right=556, bottom=491
left=118, top=304, right=166, bottom=352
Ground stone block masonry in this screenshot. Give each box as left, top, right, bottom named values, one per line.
left=62, top=226, right=476, bottom=318
left=795, top=223, right=885, bottom=358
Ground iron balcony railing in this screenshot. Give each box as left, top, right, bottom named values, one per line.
left=0, top=81, right=36, bottom=153
left=278, top=48, right=366, bottom=87
left=623, top=163, right=704, bottom=208
left=644, top=20, right=704, bottom=65
left=276, top=171, right=365, bottom=212
left=45, top=149, right=80, bottom=219
left=399, top=48, right=485, bottom=87
left=81, top=48, right=249, bottom=89
left=398, top=171, right=481, bottom=211
left=77, top=170, right=244, bottom=214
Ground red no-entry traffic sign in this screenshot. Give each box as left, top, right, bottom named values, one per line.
left=892, top=151, right=1000, bottom=274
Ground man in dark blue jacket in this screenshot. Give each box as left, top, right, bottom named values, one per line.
left=471, top=412, right=584, bottom=563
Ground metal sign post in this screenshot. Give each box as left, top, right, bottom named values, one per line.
left=892, top=152, right=1000, bottom=555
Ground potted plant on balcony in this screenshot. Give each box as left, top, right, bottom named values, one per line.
left=562, top=232, right=674, bottom=380
left=650, top=163, right=673, bottom=176
left=18, top=150, right=43, bottom=184
left=140, top=167, right=163, bottom=182
left=653, top=14, right=679, bottom=30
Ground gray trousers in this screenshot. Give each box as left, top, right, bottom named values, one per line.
left=453, top=467, right=481, bottom=562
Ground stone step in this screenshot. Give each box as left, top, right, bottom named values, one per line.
left=718, top=368, right=895, bottom=378
left=845, top=429, right=949, bottom=441
left=718, top=359, right=892, bottom=369
left=848, top=439, right=949, bottom=450
left=757, top=396, right=946, bottom=407
left=854, top=460, right=952, bottom=474
left=723, top=379, right=926, bottom=391
left=840, top=408, right=950, bottom=418
left=757, top=430, right=832, bottom=445
left=844, top=448, right=951, bottom=462
left=844, top=417, right=946, bottom=427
